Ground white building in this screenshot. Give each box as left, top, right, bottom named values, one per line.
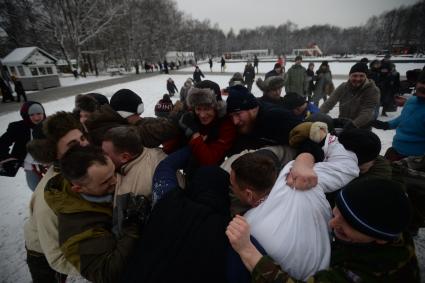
left=2, top=47, right=60, bottom=91
left=165, top=51, right=195, bottom=65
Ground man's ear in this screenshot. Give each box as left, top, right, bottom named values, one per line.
left=71, top=184, right=83, bottom=193
left=245, top=188, right=255, bottom=205
left=120, top=152, right=133, bottom=163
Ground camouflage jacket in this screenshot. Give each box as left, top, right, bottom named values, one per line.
left=252, top=233, right=420, bottom=283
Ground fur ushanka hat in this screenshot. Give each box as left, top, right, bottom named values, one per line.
left=256, top=76, right=285, bottom=92
left=186, top=86, right=226, bottom=118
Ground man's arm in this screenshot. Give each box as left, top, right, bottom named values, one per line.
left=226, top=215, right=303, bottom=283
left=319, top=83, right=344, bottom=114
left=152, top=146, right=191, bottom=206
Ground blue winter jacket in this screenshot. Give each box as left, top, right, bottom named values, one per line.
left=388, top=96, right=425, bottom=156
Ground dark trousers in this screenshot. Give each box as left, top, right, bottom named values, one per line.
left=16, top=90, right=27, bottom=102
left=26, top=248, right=67, bottom=283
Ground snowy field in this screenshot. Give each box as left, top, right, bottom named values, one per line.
left=0, top=63, right=424, bottom=282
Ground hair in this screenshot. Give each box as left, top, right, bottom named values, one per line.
left=60, top=144, right=107, bottom=183
left=43, top=111, right=83, bottom=143
left=231, top=152, right=277, bottom=193
left=75, top=94, right=99, bottom=113
left=102, top=126, right=143, bottom=156
left=295, top=55, right=302, bottom=62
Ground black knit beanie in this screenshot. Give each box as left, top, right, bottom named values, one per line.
left=110, top=89, right=144, bottom=118
left=338, top=129, right=381, bottom=165
left=349, top=62, right=368, bottom=75
left=226, top=85, right=258, bottom=114
left=336, top=178, right=411, bottom=241
left=282, top=92, right=306, bottom=110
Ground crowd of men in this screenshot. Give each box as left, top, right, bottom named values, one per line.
left=0, top=58, right=424, bottom=283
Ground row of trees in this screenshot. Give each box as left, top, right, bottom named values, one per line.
left=1, top=0, right=424, bottom=71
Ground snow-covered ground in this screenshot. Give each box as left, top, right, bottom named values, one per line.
left=59, top=74, right=116, bottom=87
left=0, top=63, right=424, bottom=282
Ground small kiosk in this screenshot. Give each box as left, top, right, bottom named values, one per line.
left=2, top=47, right=60, bottom=90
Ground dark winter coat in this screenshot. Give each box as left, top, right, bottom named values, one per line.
left=193, top=69, right=205, bottom=83
left=285, top=64, right=308, bottom=96
left=243, top=65, right=256, bottom=83
left=0, top=101, right=45, bottom=163
left=320, top=79, right=380, bottom=128
left=154, top=98, right=174, bottom=118
left=123, top=147, right=230, bottom=283
left=167, top=81, right=178, bottom=95
left=377, top=71, right=400, bottom=112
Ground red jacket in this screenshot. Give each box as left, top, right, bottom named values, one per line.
left=189, top=116, right=237, bottom=165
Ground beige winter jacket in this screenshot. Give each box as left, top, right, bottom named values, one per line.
left=23, top=166, right=79, bottom=275
left=113, top=147, right=167, bottom=236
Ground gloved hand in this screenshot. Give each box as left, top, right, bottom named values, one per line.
left=370, top=120, right=389, bottom=130
left=123, top=194, right=151, bottom=226
left=297, top=139, right=325, bottom=163
left=333, top=117, right=353, bottom=129
left=0, top=158, right=20, bottom=177
left=179, top=112, right=200, bottom=138
left=342, top=120, right=356, bottom=131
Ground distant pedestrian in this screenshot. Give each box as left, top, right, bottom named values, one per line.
left=11, top=75, right=27, bottom=102
left=193, top=66, right=205, bottom=84
left=285, top=55, right=308, bottom=97
left=0, top=76, right=14, bottom=103
left=253, top=55, right=259, bottom=74
left=265, top=63, right=284, bottom=79
left=209, top=58, right=213, bottom=72
left=180, top=78, right=193, bottom=107
left=312, top=61, right=334, bottom=106
left=167, top=78, right=178, bottom=97
left=243, top=62, right=256, bottom=92
left=163, top=60, right=169, bottom=74
left=221, top=56, right=226, bottom=72
left=306, top=63, right=315, bottom=102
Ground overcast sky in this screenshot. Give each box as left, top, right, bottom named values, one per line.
left=176, top=0, right=420, bottom=34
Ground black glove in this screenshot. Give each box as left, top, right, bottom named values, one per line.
left=0, top=158, right=21, bottom=177
left=124, top=194, right=151, bottom=226
left=179, top=112, right=200, bottom=138
left=370, top=120, right=389, bottom=130
left=297, top=139, right=325, bottom=163
left=342, top=120, right=356, bottom=131
left=333, top=117, right=352, bottom=129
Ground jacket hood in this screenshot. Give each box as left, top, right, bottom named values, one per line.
left=20, top=101, right=46, bottom=128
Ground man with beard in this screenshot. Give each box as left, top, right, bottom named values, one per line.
left=319, top=62, right=380, bottom=130
left=225, top=85, right=301, bottom=155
